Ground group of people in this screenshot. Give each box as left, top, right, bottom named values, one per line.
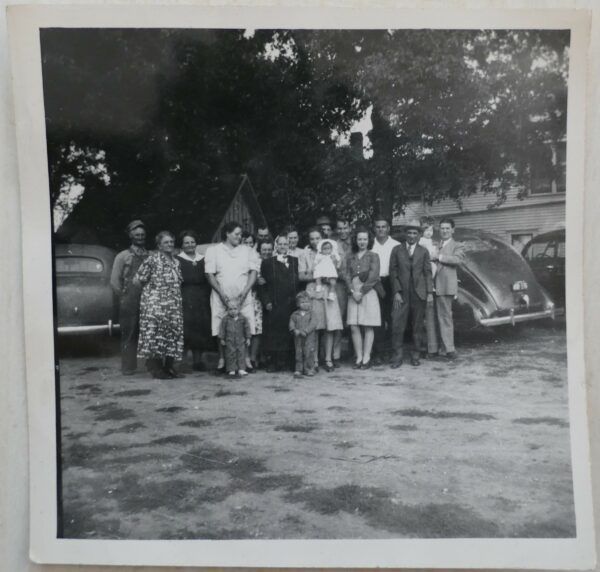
left=109, top=214, right=464, bottom=379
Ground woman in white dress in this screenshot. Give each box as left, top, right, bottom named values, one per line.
left=205, top=221, right=261, bottom=374
left=298, top=227, right=343, bottom=373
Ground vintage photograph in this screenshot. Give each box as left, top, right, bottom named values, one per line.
left=42, top=26, right=574, bottom=541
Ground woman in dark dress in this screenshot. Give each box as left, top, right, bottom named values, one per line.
left=259, top=235, right=299, bottom=371
left=176, top=230, right=211, bottom=371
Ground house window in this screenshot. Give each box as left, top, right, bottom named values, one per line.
left=511, top=233, right=534, bottom=253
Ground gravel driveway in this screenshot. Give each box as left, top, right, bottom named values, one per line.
left=58, top=321, right=575, bottom=539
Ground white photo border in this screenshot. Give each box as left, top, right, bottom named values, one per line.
left=7, top=5, right=595, bottom=568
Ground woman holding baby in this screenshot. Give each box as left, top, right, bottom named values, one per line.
left=298, top=227, right=343, bottom=372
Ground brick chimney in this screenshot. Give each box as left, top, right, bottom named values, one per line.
left=350, top=132, right=363, bottom=160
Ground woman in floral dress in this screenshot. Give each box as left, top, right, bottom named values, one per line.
left=134, top=231, right=185, bottom=379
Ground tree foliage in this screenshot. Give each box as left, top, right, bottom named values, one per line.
left=41, top=28, right=568, bottom=247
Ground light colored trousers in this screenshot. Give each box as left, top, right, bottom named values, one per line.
left=435, top=295, right=455, bottom=354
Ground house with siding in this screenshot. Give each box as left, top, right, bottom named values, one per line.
left=393, top=142, right=566, bottom=252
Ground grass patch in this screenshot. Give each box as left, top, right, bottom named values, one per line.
left=114, top=389, right=152, bottom=397
left=156, top=406, right=186, bottom=413
left=151, top=434, right=200, bottom=446
left=178, top=419, right=212, bottom=428
left=103, top=422, right=146, bottom=436
left=391, top=408, right=495, bottom=421
left=513, top=417, right=568, bottom=428
left=388, top=424, right=418, bottom=432
left=286, top=484, right=500, bottom=537
left=274, top=424, right=318, bottom=433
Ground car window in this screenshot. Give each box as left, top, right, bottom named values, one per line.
left=56, top=256, right=104, bottom=274
left=557, top=241, right=566, bottom=259
left=524, top=241, right=552, bottom=260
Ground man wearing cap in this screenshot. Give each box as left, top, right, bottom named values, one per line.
left=389, top=220, right=433, bottom=367
left=316, top=215, right=334, bottom=239
left=110, top=220, right=149, bottom=375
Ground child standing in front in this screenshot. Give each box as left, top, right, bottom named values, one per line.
left=313, top=239, right=340, bottom=301
left=219, top=303, right=252, bottom=377
left=289, top=291, right=318, bottom=378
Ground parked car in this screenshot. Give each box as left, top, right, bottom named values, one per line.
left=393, top=227, right=556, bottom=329
left=55, top=244, right=119, bottom=335
left=521, top=229, right=565, bottom=310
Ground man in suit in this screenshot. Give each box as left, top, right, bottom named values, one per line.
left=389, top=220, right=433, bottom=367
left=430, top=217, right=465, bottom=360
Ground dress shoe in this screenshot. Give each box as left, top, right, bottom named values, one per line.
left=445, top=351, right=457, bottom=360
left=361, top=361, right=371, bottom=370
left=352, top=361, right=362, bottom=369
left=411, top=357, right=421, bottom=367
left=390, top=359, right=403, bottom=369
left=324, top=362, right=334, bottom=372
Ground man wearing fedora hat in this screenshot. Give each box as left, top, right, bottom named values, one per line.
left=110, top=219, right=149, bottom=375
left=389, top=219, right=433, bottom=367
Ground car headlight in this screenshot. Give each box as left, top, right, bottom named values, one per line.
left=546, top=300, right=555, bottom=310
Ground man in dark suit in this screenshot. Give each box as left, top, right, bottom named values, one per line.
left=389, top=220, right=433, bottom=367
left=430, top=217, right=465, bottom=360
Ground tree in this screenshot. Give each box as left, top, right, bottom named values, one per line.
left=42, top=28, right=569, bottom=244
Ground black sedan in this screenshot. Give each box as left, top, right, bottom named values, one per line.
left=521, top=229, right=565, bottom=310
left=55, top=244, right=119, bottom=335
left=393, top=227, right=556, bottom=330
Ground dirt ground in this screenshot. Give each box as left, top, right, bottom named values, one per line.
left=58, top=320, right=575, bottom=540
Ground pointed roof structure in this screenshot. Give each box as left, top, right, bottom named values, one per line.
left=211, top=174, right=267, bottom=243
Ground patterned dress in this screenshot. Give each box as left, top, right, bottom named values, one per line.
left=135, top=252, right=184, bottom=360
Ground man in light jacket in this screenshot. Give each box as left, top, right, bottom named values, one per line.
left=430, top=218, right=464, bottom=360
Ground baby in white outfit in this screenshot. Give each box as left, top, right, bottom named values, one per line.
left=313, top=239, right=340, bottom=301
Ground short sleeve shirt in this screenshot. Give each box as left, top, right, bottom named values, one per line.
left=204, top=242, right=260, bottom=299
left=371, top=236, right=400, bottom=277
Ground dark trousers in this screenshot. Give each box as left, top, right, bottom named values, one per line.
left=373, top=276, right=393, bottom=358
left=294, top=332, right=316, bottom=373
left=391, top=283, right=426, bottom=359
left=424, top=297, right=439, bottom=354
left=225, top=340, right=247, bottom=372
left=119, top=291, right=141, bottom=373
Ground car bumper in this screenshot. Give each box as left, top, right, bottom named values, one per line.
left=479, top=308, right=555, bottom=327
left=57, top=320, right=120, bottom=335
